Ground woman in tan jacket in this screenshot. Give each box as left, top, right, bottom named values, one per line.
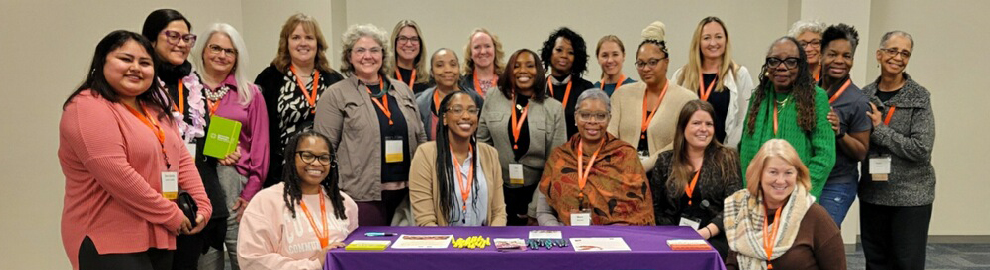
left=410, top=92, right=507, bottom=226
left=608, top=21, right=697, bottom=171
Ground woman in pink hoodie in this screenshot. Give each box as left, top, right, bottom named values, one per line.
left=237, top=130, right=358, bottom=269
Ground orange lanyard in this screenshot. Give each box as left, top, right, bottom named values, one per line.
left=827, top=79, right=852, bottom=104
left=510, top=95, right=530, bottom=150
left=883, top=106, right=896, bottom=126
left=640, top=81, right=669, bottom=139
left=125, top=103, right=170, bottom=169
left=299, top=190, right=330, bottom=249
left=773, top=103, right=780, bottom=136
left=174, top=81, right=185, bottom=113
left=698, top=73, right=717, bottom=101
left=365, top=77, right=393, bottom=125
left=473, top=71, right=495, bottom=97
left=433, top=89, right=442, bottom=115
left=395, top=69, right=416, bottom=88
left=290, top=66, right=321, bottom=114
left=547, top=78, right=573, bottom=105
left=763, top=206, right=783, bottom=269
left=206, top=99, right=221, bottom=116
left=576, top=140, right=604, bottom=199
left=452, top=144, right=475, bottom=212
left=685, top=168, right=702, bottom=205
left=611, top=74, right=628, bottom=91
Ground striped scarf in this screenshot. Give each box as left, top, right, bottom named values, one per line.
left=723, top=185, right=814, bottom=270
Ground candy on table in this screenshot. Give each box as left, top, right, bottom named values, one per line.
left=453, top=236, right=491, bottom=249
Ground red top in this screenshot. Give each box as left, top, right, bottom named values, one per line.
left=59, top=90, right=212, bottom=269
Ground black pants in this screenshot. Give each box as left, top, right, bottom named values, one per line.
left=79, top=236, right=173, bottom=270
left=172, top=217, right=227, bottom=270
left=356, top=188, right=409, bottom=226
left=860, top=202, right=933, bottom=270
left=503, top=184, right=539, bottom=226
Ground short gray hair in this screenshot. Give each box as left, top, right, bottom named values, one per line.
left=574, top=88, right=611, bottom=112
left=880, top=30, right=914, bottom=49
left=788, top=20, right=826, bottom=38
left=340, top=24, right=390, bottom=76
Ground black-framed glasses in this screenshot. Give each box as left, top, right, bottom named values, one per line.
left=576, top=110, right=610, bottom=122
left=635, top=57, right=667, bottom=69
left=296, top=151, right=333, bottom=165
left=162, top=30, right=197, bottom=46
left=798, top=40, right=821, bottom=49
left=446, top=107, right=479, bottom=116
left=879, top=48, right=912, bottom=59
left=397, top=35, right=420, bottom=44
left=207, top=44, right=238, bottom=57
left=766, top=57, right=801, bottom=69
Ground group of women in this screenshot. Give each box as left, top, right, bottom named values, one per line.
left=58, top=8, right=936, bottom=270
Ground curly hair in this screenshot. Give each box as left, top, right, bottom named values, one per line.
left=746, top=37, right=817, bottom=134
left=821, top=23, right=860, bottom=55
left=540, top=27, right=588, bottom=76
left=339, top=24, right=390, bottom=77
left=281, top=130, right=347, bottom=220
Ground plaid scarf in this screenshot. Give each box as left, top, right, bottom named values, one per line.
left=723, top=185, right=814, bottom=269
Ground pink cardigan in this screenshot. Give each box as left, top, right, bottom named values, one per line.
left=59, top=90, right=212, bottom=269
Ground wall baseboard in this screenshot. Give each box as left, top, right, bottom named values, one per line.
left=845, top=235, right=990, bottom=253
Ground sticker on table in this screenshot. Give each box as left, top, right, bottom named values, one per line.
left=569, top=237, right=631, bottom=252
left=390, top=235, right=453, bottom=249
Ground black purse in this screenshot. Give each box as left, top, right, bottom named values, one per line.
left=176, top=192, right=199, bottom=227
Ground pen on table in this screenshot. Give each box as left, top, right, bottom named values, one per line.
left=364, top=232, right=397, bottom=237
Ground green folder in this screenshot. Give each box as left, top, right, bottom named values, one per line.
left=203, top=116, right=242, bottom=159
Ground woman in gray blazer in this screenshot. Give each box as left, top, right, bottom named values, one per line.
left=477, top=49, right=566, bottom=225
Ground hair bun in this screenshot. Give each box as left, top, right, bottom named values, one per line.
left=641, top=21, right=666, bottom=42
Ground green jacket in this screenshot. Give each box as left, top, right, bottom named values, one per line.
left=739, top=85, right=836, bottom=198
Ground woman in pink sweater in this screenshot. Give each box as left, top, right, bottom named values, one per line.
left=59, top=30, right=212, bottom=270
left=237, top=130, right=358, bottom=269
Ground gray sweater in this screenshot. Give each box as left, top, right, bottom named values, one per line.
left=859, top=73, right=936, bottom=206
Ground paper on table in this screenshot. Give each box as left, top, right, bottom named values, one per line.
left=390, top=235, right=454, bottom=249
left=494, top=238, right=527, bottom=250
left=569, top=237, right=631, bottom=252
left=528, top=230, right=563, bottom=239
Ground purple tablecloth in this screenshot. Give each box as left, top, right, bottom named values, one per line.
left=325, top=226, right=726, bottom=270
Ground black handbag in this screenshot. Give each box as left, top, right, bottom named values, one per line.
left=176, top=192, right=199, bottom=227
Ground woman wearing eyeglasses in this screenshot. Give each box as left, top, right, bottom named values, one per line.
left=415, top=48, right=484, bottom=141
left=315, top=24, right=427, bottom=226
left=237, top=131, right=358, bottom=270
left=608, top=21, right=698, bottom=171
left=541, top=27, right=597, bottom=139
left=142, top=10, right=234, bottom=270
left=255, top=14, right=345, bottom=189
left=190, top=23, right=270, bottom=270
left=477, top=49, right=566, bottom=226
left=460, top=28, right=505, bottom=98
left=788, top=20, right=827, bottom=83
left=859, top=31, right=935, bottom=270
left=738, top=37, right=834, bottom=199
left=671, top=16, right=754, bottom=148
left=409, top=92, right=506, bottom=226
left=536, top=89, right=654, bottom=226
left=389, top=20, right=431, bottom=94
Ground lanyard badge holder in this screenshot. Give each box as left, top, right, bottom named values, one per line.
left=870, top=105, right=896, bottom=181
left=570, top=193, right=592, bottom=226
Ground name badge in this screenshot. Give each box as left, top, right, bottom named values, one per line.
left=638, top=150, right=649, bottom=163
left=679, top=216, right=702, bottom=230
left=161, top=171, right=179, bottom=200
left=185, top=143, right=197, bottom=157
left=570, top=210, right=592, bottom=226
left=509, top=164, right=525, bottom=185
left=869, top=156, right=891, bottom=181
left=385, top=140, right=403, bottom=163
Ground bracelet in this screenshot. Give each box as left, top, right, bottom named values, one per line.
left=704, top=226, right=713, bottom=236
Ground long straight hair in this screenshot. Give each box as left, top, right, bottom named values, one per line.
left=434, top=92, right=481, bottom=223
left=667, top=100, right=731, bottom=197
left=192, top=23, right=254, bottom=106
left=389, top=20, right=430, bottom=84
left=281, top=130, right=347, bottom=220
left=677, top=16, right=739, bottom=93
left=271, top=14, right=334, bottom=75
left=64, top=30, right=173, bottom=122
left=498, top=49, right=548, bottom=102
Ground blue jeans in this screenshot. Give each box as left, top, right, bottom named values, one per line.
left=819, top=179, right=857, bottom=227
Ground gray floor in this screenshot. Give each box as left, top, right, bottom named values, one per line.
left=846, top=243, right=990, bottom=269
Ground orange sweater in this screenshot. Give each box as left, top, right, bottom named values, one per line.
left=59, top=90, right=212, bottom=269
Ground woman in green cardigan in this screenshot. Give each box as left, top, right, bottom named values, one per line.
left=739, top=37, right=835, bottom=198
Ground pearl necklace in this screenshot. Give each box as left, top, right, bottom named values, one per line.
left=205, top=85, right=231, bottom=101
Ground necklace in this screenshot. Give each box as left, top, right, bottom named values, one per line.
left=775, top=95, right=792, bottom=109
left=205, top=85, right=231, bottom=101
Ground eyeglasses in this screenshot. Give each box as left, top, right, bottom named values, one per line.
left=162, top=30, right=197, bottom=46
left=879, top=48, right=912, bottom=59
left=296, top=151, right=333, bottom=165
left=207, top=44, right=237, bottom=57
left=446, top=107, right=479, bottom=116
left=798, top=40, right=821, bottom=49
left=766, top=57, right=801, bottom=69
left=397, top=36, right=420, bottom=44
left=635, top=57, right=667, bottom=69
left=576, top=111, right=610, bottom=122
left=352, top=47, right=383, bottom=56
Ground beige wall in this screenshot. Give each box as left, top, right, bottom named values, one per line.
left=0, top=0, right=986, bottom=268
